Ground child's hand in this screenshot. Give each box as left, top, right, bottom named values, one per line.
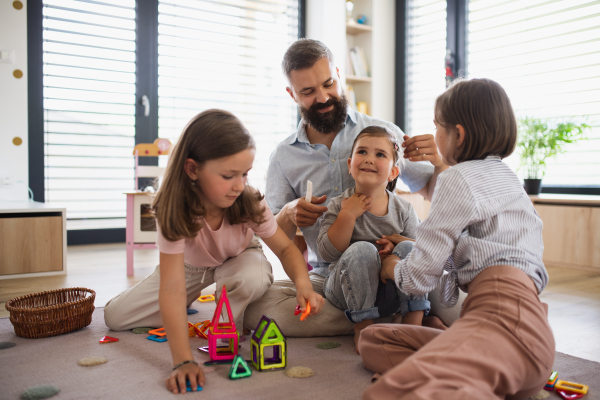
left=340, top=193, right=372, bottom=219
left=377, top=238, right=395, bottom=259
left=402, top=134, right=445, bottom=167
left=380, top=255, right=400, bottom=283
left=296, top=284, right=325, bottom=318
left=380, top=233, right=415, bottom=245
left=166, top=362, right=205, bottom=394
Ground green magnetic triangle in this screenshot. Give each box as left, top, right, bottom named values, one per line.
left=263, top=323, right=284, bottom=344
left=229, top=355, right=252, bottom=379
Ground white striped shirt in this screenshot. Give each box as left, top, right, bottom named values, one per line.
left=394, top=156, right=548, bottom=306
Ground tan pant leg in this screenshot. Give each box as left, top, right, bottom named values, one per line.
left=358, top=324, right=443, bottom=374
left=361, top=266, right=554, bottom=400
left=104, top=264, right=216, bottom=331
left=213, top=248, right=274, bottom=332
left=243, top=273, right=355, bottom=336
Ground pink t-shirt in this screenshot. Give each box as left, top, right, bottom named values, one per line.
left=156, top=199, right=278, bottom=268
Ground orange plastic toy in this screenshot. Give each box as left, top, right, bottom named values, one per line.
left=300, top=302, right=311, bottom=321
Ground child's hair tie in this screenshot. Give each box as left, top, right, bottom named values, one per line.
left=394, top=142, right=399, bottom=151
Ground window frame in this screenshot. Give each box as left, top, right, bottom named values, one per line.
left=395, top=0, right=599, bottom=195
left=27, top=0, right=307, bottom=245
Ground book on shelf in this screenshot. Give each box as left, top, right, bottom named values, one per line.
left=346, top=85, right=358, bottom=110
left=347, top=46, right=370, bottom=77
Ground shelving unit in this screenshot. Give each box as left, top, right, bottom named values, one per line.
left=343, top=0, right=396, bottom=122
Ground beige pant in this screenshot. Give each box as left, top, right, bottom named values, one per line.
left=104, top=245, right=273, bottom=332
left=358, top=265, right=555, bottom=400
left=243, top=273, right=466, bottom=337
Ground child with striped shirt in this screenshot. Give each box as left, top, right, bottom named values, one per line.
left=360, top=78, right=554, bottom=400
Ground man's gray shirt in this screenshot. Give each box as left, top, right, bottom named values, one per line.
left=265, top=107, right=433, bottom=270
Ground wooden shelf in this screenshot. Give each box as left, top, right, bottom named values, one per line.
left=346, top=22, right=372, bottom=35
left=346, top=75, right=372, bottom=83
left=529, top=194, right=600, bottom=207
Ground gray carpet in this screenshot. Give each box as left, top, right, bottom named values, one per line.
left=1, top=305, right=597, bottom=400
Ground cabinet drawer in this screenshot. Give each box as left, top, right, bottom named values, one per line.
left=0, top=215, right=63, bottom=275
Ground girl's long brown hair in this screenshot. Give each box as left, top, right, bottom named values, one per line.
left=153, top=109, right=266, bottom=242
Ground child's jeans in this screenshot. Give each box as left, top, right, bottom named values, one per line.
left=323, top=241, right=430, bottom=323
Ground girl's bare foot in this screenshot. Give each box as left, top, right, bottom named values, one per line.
left=423, top=315, right=448, bottom=331
left=354, top=319, right=374, bottom=354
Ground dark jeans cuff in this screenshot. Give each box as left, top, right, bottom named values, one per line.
left=345, top=307, right=380, bottom=323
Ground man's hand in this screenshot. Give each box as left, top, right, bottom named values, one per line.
left=380, top=255, right=400, bottom=283
left=340, top=193, right=372, bottom=220
left=402, top=134, right=445, bottom=167
left=284, top=195, right=328, bottom=228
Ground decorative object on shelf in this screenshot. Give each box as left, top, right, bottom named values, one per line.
left=445, top=49, right=455, bottom=88
left=518, top=117, right=590, bottom=195
left=346, top=0, right=354, bottom=23
left=357, top=14, right=367, bottom=24
left=357, top=101, right=368, bottom=116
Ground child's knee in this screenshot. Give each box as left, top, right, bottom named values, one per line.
left=392, top=241, right=414, bottom=259
left=341, top=242, right=380, bottom=273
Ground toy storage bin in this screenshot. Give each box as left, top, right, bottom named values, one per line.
left=5, top=287, right=95, bottom=338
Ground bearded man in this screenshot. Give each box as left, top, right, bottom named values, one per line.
left=244, top=39, right=460, bottom=337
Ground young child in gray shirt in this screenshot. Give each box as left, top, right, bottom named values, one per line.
left=316, top=126, right=430, bottom=352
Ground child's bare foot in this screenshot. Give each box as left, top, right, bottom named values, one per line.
left=354, top=319, right=374, bottom=354
left=423, top=316, right=448, bottom=331
left=242, top=327, right=250, bottom=335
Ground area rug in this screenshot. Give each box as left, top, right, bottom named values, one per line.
left=0, top=305, right=597, bottom=400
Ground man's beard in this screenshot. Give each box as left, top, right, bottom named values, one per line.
left=299, top=94, right=348, bottom=134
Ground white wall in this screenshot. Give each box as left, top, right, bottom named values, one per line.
left=306, top=0, right=347, bottom=81
left=371, top=0, right=396, bottom=122
left=0, top=0, right=29, bottom=201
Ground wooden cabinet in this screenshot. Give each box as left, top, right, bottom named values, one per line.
left=0, top=202, right=67, bottom=279
left=531, top=195, right=600, bottom=269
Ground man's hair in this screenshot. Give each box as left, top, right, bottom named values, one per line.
left=434, top=78, right=517, bottom=163
left=282, top=38, right=334, bottom=80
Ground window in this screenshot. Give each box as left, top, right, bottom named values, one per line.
left=42, top=0, right=137, bottom=229
left=34, top=0, right=300, bottom=234
left=468, top=0, right=600, bottom=186
left=156, top=0, right=299, bottom=191
left=405, top=0, right=447, bottom=139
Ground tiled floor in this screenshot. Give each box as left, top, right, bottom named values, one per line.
left=1, top=244, right=599, bottom=362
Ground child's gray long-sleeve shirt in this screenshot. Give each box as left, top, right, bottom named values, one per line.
left=317, top=187, right=419, bottom=274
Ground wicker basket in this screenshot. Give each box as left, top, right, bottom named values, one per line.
left=5, top=287, right=95, bottom=339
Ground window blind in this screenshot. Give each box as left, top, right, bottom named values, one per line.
left=402, top=0, right=447, bottom=192
left=405, top=0, right=448, bottom=138
left=42, top=0, right=137, bottom=229
left=156, top=0, right=299, bottom=192
left=468, top=0, right=600, bottom=186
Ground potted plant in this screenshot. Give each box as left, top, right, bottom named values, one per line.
left=517, top=117, right=590, bottom=195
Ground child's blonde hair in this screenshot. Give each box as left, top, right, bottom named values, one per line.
left=434, top=78, right=517, bottom=163
left=350, top=125, right=404, bottom=192
left=153, top=109, right=266, bottom=242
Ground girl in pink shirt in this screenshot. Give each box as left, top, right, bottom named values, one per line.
left=104, top=109, right=324, bottom=394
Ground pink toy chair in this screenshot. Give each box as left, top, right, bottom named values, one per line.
left=124, top=138, right=171, bottom=276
